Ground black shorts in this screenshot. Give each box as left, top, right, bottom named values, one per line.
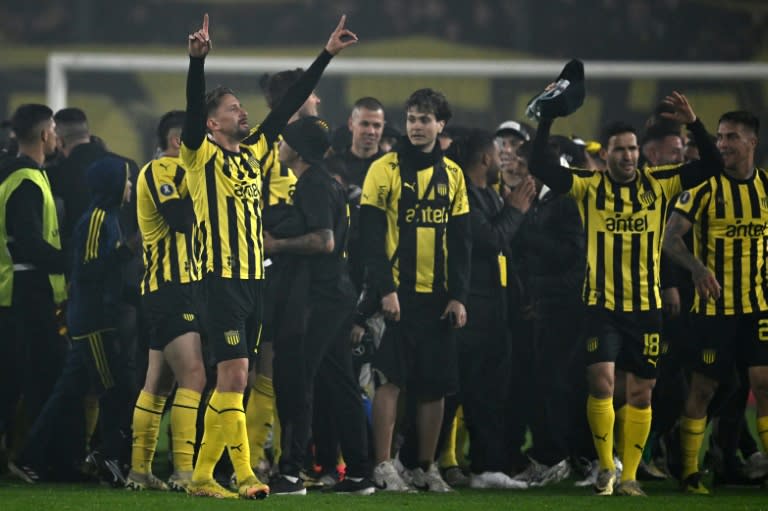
left=142, top=282, right=203, bottom=350
left=373, top=292, right=458, bottom=400
left=688, top=312, right=768, bottom=381
left=205, top=275, right=263, bottom=363
left=583, top=307, right=663, bottom=379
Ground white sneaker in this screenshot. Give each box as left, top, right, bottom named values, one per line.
left=393, top=455, right=415, bottom=486
left=530, top=459, right=571, bottom=487
left=470, top=471, right=528, bottom=489
left=373, top=460, right=414, bottom=492
left=512, top=458, right=548, bottom=483
left=745, top=452, right=768, bottom=479
left=410, top=463, right=454, bottom=492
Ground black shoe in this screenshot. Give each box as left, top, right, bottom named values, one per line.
left=637, top=460, right=668, bottom=481
left=665, top=426, right=683, bottom=481
left=713, top=458, right=762, bottom=487
left=85, top=451, right=126, bottom=488
left=330, top=477, right=376, bottom=496
left=269, top=474, right=307, bottom=496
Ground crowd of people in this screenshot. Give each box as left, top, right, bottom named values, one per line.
left=1, top=11, right=768, bottom=500
left=1, top=1, right=763, bottom=61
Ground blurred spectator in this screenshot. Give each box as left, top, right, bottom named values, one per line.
left=0, top=1, right=759, bottom=61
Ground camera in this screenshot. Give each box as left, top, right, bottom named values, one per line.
left=352, top=331, right=376, bottom=363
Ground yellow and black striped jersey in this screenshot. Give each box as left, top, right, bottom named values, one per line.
left=181, top=128, right=268, bottom=280
left=262, top=139, right=297, bottom=208
left=137, top=155, right=198, bottom=293
left=361, top=152, right=469, bottom=294
left=568, top=165, right=685, bottom=312
left=673, top=169, right=768, bottom=315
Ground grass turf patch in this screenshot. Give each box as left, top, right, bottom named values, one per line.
left=1, top=479, right=767, bottom=511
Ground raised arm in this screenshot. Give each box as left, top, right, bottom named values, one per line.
left=256, top=15, right=358, bottom=145
left=528, top=118, right=574, bottom=194
left=182, top=14, right=211, bottom=150
left=659, top=91, right=723, bottom=188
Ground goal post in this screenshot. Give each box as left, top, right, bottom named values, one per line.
left=46, top=52, right=768, bottom=113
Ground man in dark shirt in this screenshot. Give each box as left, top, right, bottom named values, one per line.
left=47, top=108, right=139, bottom=271
left=327, top=96, right=386, bottom=291
left=512, top=140, right=587, bottom=486
left=448, top=129, right=533, bottom=489
left=264, top=116, right=374, bottom=495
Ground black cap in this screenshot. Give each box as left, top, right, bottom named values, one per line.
left=526, top=59, right=585, bottom=121
left=282, top=116, right=331, bottom=165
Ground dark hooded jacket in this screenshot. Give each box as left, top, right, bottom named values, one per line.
left=66, top=156, right=133, bottom=337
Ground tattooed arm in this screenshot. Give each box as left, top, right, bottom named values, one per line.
left=663, top=212, right=721, bottom=301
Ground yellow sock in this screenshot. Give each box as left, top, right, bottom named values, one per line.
left=614, top=405, right=627, bottom=459
left=680, top=416, right=707, bottom=479
left=587, top=396, right=616, bottom=471
left=192, top=390, right=226, bottom=483
left=272, top=397, right=282, bottom=465
left=171, top=388, right=200, bottom=474
left=757, top=416, right=768, bottom=453
left=620, top=405, right=652, bottom=482
left=130, top=390, right=167, bottom=475
left=245, top=375, right=274, bottom=468
left=84, top=395, right=100, bottom=451
left=455, top=406, right=468, bottom=468
left=438, top=414, right=459, bottom=468
left=214, top=391, right=254, bottom=484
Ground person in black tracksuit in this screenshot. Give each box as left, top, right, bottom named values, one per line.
left=264, top=116, right=374, bottom=495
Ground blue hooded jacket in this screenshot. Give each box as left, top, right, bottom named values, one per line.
left=66, top=156, right=133, bottom=338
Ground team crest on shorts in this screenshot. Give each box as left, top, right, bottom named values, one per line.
left=586, top=337, right=599, bottom=352
left=225, top=330, right=241, bottom=346
left=183, top=313, right=195, bottom=322
left=702, top=349, right=716, bottom=364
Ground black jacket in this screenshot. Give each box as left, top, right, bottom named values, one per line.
left=67, top=157, right=133, bottom=336
left=466, top=182, right=525, bottom=299
left=47, top=141, right=139, bottom=271
left=518, top=187, right=585, bottom=310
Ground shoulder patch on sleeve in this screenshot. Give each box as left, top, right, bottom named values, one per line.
left=160, top=183, right=175, bottom=196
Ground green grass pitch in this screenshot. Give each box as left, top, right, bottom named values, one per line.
left=2, top=479, right=767, bottom=511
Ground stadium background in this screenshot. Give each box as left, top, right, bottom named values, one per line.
left=2, top=0, right=767, bottom=165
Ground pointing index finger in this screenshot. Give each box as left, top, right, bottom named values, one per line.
left=336, top=14, right=346, bottom=32
left=203, top=13, right=209, bottom=34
